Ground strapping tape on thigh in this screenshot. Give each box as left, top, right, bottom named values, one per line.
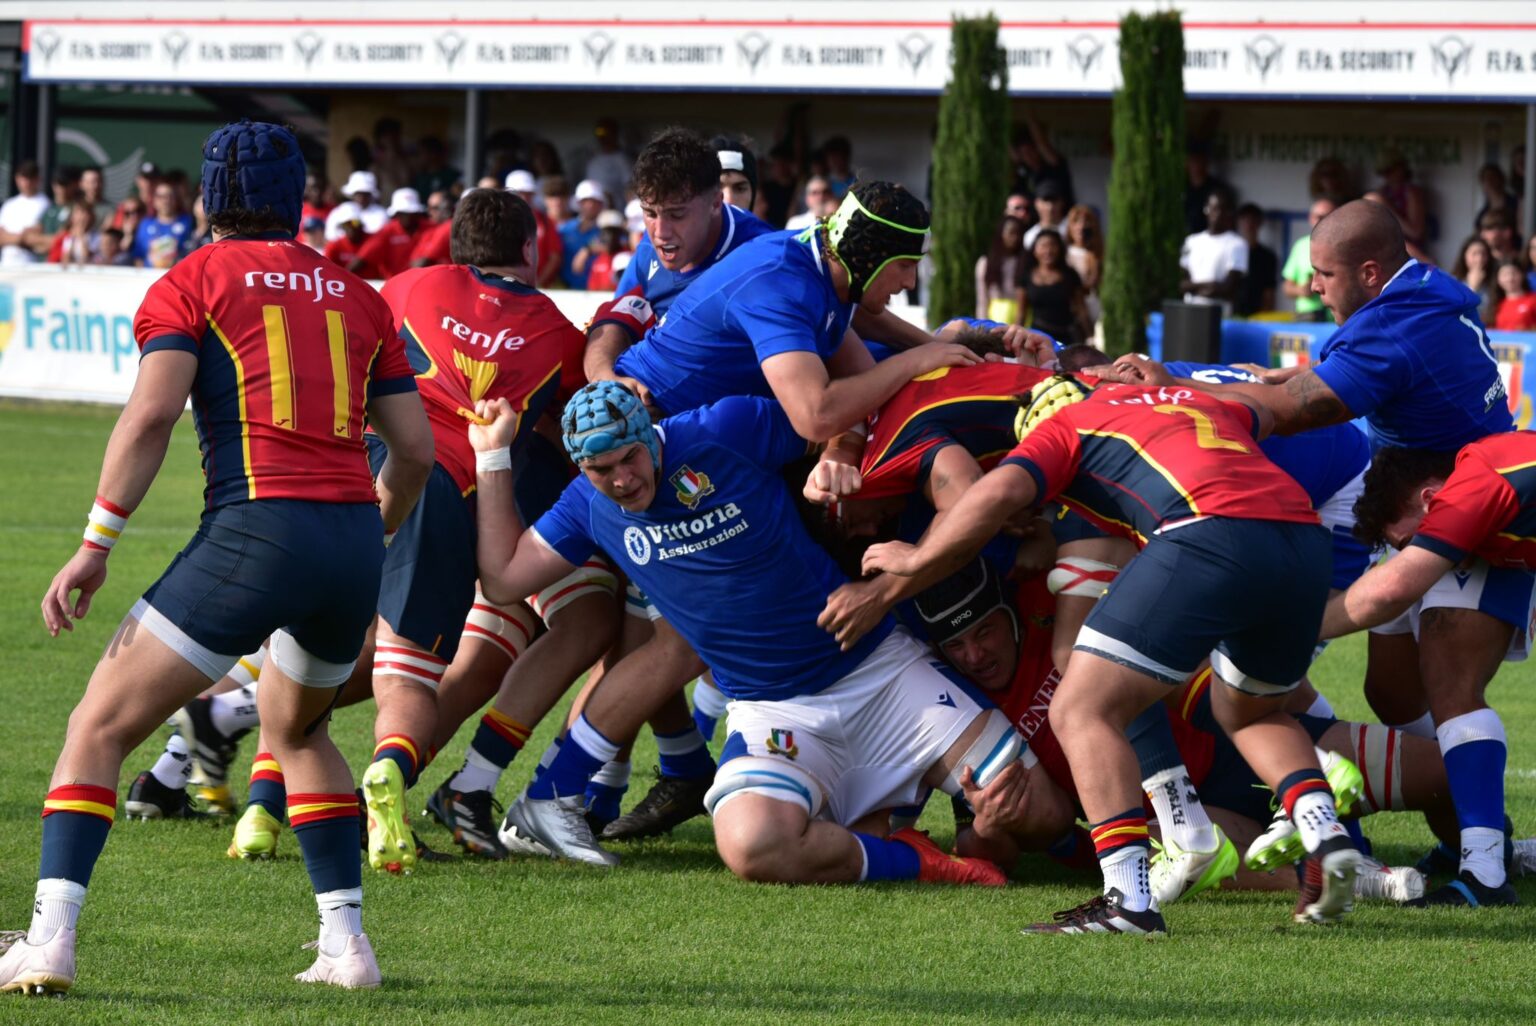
left=939, top=709, right=1033, bottom=796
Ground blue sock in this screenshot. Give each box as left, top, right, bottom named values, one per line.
left=527, top=716, right=616, bottom=800
left=40, top=785, right=117, bottom=886
left=1126, top=704, right=1183, bottom=778
left=655, top=726, right=716, bottom=781
left=855, top=832, right=921, bottom=881
left=288, top=794, right=362, bottom=892
left=691, top=708, right=719, bottom=748
left=1439, top=711, right=1507, bottom=831
left=584, top=761, right=631, bottom=823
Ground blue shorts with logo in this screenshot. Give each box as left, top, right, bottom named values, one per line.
left=1076, top=517, right=1331, bottom=693
left=368, top=435, right=477, bottom=660
left=141, top=498, right=383, bottom=665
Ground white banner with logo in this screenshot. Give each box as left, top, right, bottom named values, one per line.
left=21, top=17, right=1536, bottom=99
left=0, top=267, right=616, bottom=405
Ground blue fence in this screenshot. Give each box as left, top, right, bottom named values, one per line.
left=1146, top=315, right=1536, bottom=430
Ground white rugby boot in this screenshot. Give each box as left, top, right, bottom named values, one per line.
left=0, top=926, right=76, bottom=997
left=295, top=934, right=381, bottom=990
left=1352, top=856, right=1426, bottom=903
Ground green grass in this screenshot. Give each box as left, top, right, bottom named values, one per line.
left=1, top=397, right=1534, bottom=1025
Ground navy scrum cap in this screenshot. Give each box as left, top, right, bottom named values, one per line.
left=201, top=120, right=305, bottom=235
left=913, top=557, right=1015, bottom=648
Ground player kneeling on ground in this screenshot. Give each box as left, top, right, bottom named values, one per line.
left=0, top=121, right=432, bottom=995
left=469, top=381, right=1023, bottom=885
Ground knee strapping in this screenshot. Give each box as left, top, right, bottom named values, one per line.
left=1346, top=723, right=1406, bottom=814
left=939, top=710, right=1035, bottom=796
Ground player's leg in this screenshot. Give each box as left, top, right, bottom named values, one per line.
left=691, top=670, right=729, bottom=746
left=1418, top=598, right=1520, bottom=905
left=1364, top=624, right=1433, bottom=736
left=258, top=634, right=376, bottom=990
left=0, top=615, right=229, bottom=996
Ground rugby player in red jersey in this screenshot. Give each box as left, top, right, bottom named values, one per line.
left=2, top=121, right=432, bottom=994
left=830, top=376, right=1363, bottom=933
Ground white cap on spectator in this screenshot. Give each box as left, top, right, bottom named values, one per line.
left=625, top=197, right=645, bottom=234
left=596, top=210, right=626, bottom=230
left=505, top=169, right=537, bottom=194
left=574, top=179, right=605, bottom=204
left=388, top=188, right=426, bottom=215
left=342, top=170, right=378, bottom=197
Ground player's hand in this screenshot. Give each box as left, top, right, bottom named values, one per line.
left=908, top=342, right=984, bottom=376
left=1102, top=353, right=1175, bottom=386
left=804, top=458, right=862, bottom=505
left=961, top=762, right=1031, bottom=839
left=1232, top=362, right=1303, bottom=385
left=999, top=326, right=1059, bottom=369
left=42, top=546, right=110, bottom=636
left=602, top=375, right=654, bottom=408
left=817, top=579, right=891, bottom=651
left=468, top=398, right=520, bottom=452
left=861, top=540, right=922, bottom=577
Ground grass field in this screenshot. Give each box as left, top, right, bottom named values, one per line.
left=1, top=397, right=1534, bottom=1025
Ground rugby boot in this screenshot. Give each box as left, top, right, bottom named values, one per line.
left=1352, top=856, right=1426, bottom=903
left=504, top=794, right=618, bottom=867
left=294, top=935, right=381, bottom=989
left=0, top=927, right=75, bottom=997
left=425, top=782, right=504, bottom=859
left=1417, top=815, right=1516, bottom=878
left=1295, top=835, right=1361, bottom=924
left=1408, top=869, right=1519, bottom=908
left=1246, top=751, right=1365, bottom=871
left=227, top=803, right=282, bottom=860
left=362, top=760, right=416, bottom=875
left=599, top=770, right=710, bottom=841
left=1021, top=890, right=1168, bottom=936
left=124, top=771, right=206, bottom=821
left=196, top=785, right=236, bottom=817
left=170, top=696, right=249, bottom=791
left=497, top=811, right=553, bottom=858
left=890, top=828, right=1006, bottom=886
left=1150, top=825, right=1239, bottom=905
left=1512, top=837, right=1536, bottom=878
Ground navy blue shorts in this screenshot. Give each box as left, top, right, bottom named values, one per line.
left=368, top=435, right=477, bottom=661
left=1076, top=518, right=1331, bottom=694
left=140, top=499, right=383, bottom=674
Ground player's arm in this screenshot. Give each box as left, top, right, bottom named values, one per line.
left=582, top=293, right=655, bottom=406
left=803, top=425, right=868, bottom=505
left=849, top=306, right=935, bottom=352
left=42, top=349, right=198, bottom=635
left=1319, top=546, right=1452, bottom=639
left=1111, top=356, right=1352, bottom=435
left=761, top=336, right=981, bottom=442
left=819, top=464, right=1038, bottom=650
left=468, top=398, right=577, bottom=605
left=925, top=444, right=984, bottom=513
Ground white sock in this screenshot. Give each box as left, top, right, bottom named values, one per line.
left=28, top=879, right=85, bottom=945
left=1292, top=790, right=1347, bottom=853
left=1304, top=691, right=1335, bottom=719
left=150, top=734, right=194, bottom=789
left=448, top=748, right=502, bottom=794
left=1390, top=711, right=1437, bottom=739
left=1460, top=827, right=1507, bottom=888
left=1143, top=766, right=1217, bottom=852
left=1099, top=846, right=1152, bottom=912
left=692, top=678, right=729, bottom=717
left=316, top=887, right=363, bottom=957
left=209, top=684, right=260, bottom=737
left=591, top=760, right=632, bottom=789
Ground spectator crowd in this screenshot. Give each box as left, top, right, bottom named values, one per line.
left=4, top=113, right=1535, bottom=334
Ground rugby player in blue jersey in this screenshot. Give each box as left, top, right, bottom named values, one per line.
left=466, top=382, right=1022, bottom=886
left=1117, top=199, right=1526, bottom=906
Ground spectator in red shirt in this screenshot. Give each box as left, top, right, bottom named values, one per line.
left=350, top=188, right=425, bottom=280
left=408, top=190, right=454, bottom=268
left=46, top=202, right=100, bottom=265
left=323, top=215, right=372, bottom=273
left=506, top=169, right=563, bottom=287
left=1494, top=260, right=1536, bottom=331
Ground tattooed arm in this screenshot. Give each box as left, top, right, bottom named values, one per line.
left=1110, top=357, right=1354, bottom=436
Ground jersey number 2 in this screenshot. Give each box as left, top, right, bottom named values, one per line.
left=1152, top=404, right=1250, bottom=453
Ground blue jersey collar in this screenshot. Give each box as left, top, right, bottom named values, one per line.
left=470, top=265, right=538, bottom=294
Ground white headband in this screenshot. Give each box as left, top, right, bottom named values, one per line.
left=718, top=150, right=744, bottom=172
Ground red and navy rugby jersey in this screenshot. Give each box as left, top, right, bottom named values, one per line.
left=859, top=363, right=1054, bottom=500
left=134, top=234, right=416, bottom=509
left=382, top=265, right=580, bottom=493
left=988, top=575, right=1076, bottom=797
left=1000, top=385, right=1318, bottom=545
left=1411, top=431, right=1536, bottom=569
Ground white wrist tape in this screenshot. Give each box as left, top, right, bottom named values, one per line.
left=476, top=448, right=512, bottom=473
left=83, top=498, right=129, bottom=552
left=1046, top=556, right=1121, bottom=598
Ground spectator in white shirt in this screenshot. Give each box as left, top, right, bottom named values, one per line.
left=1021, top=179, right=1068, bottom=250
left=585, top=117, right=632, bottom=209
left=324, top=170, right=388, bottom=241
left=1179, top=186, right=1248, bottom=317
left=784, top=176, right=836, bottom=231
left=0, top=161, right=51, bottom=266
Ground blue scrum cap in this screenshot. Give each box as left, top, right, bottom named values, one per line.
left=201, top=120, right=305, bottom=235
left=561, top=380, right=660, bottom=467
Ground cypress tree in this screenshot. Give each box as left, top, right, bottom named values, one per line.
left=927, top=15, right=1009, bottom=329
left=1101, top=11, right=1185, bottom=354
